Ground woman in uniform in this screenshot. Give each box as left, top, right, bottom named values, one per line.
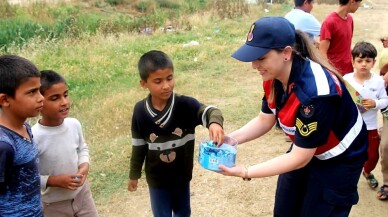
left=219, top=17, right=368, bottom=217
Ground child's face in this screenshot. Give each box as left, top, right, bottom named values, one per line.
left=382, top=39, right=388, bottom=48
left=352, top=56, right=376, bottom=75
left=141, top=68, right=175, bottom=105
left=40, top=82, right=70, bottom=126
left=6, top=77, right=43, bottom=119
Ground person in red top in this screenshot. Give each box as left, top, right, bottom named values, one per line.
left=319, top=0, right=362, bottom=75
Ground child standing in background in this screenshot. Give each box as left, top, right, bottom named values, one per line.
left=32, top=70, right=98, bottom=217
left=0, top=55, right=44, bottom=217
left=378, top=37, right=388, bottom=200
left=319, top=0, right=362, bottom=75
left=343, top=41, right=388, bottom=190
left=128, top=50, right=224, bottom=217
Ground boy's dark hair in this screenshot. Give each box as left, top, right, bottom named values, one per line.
left=40, top=70, right=67, bottom=95
left=0, top=55, right=40, bottom=97
left=339, top=0, right=361, bottom=5
left=294, top=0, right=312, bottom=7
left=138, top=50, right=174, bottom=81
left=351, top=41, right=377, bottom=59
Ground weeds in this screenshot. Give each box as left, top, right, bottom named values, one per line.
left=214, top=0, right=249, bottom=19
left=0, top=0, right=250, bottom=51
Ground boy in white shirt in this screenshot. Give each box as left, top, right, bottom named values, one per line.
left=344, top=41, right=388, bottom=190
left=32, top=70, right=98, bottom=217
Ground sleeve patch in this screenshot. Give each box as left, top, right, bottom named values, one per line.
left=299, top=104, right=315, bottom=118
left=296, top=118, right=317, bottom=137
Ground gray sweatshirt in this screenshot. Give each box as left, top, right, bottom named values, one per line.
left=32, top=117, right=89, bottom=203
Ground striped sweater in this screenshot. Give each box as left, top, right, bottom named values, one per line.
left=129, top=93, right=223, bottom=187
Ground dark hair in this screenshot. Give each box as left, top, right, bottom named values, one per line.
left=339, top=0, right=350, bottom=5
left=0, top=55, right=40, bottom=97
left=138, top=50, right=174, bottom=81
left=294, top=0, right=313, bottom=7
left=40, top=70, right=67, bottom=95
left=293, top=30, right=342, bottom=81
left=351, top=41, right=377, bottom=59
left=339, top=0, right=361, bottom=5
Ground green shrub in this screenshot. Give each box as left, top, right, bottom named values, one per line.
left=0, top=19, right=52, bottom=50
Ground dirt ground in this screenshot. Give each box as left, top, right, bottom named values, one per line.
left=98, top=1, right=388, bottom=216
left=101, top=128, right=386, bottom=217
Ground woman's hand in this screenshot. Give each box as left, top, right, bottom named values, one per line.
left=218, top=164, right=245, bottom=178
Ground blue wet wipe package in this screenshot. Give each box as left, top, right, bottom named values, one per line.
left=198, top=140, right=237, bottom=171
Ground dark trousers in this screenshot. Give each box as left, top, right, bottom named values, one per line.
left=149, top=182, right=191, bottom=217
left=274, top=159, right=363, bottom=217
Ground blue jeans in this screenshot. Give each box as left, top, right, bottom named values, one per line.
left=149, top=182, right=191, bottom=217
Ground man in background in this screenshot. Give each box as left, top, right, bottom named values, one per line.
left=285, top=0, right=321, bottom=45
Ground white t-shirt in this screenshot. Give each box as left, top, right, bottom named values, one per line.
left=285, top=8, right=321, bottom=41
left=344, top=73, right=388, bottom=130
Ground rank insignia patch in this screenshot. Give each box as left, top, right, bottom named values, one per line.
left=296, top=118, right=317, bottom=137
left=300, top=104, right=314, bottom=118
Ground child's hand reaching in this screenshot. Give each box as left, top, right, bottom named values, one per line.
left=208, top=123, right=224, bottom=146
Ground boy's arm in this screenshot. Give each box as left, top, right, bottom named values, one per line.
left=76, top=162, right=89, bottom=186
left=199, top=106, right=224, bottom=128
left=319, top=39, right=330, bottom=59
left=199, top=106, right=224, bottom=145
left=129, top=107, right=147, bottom=181
left=0, top=142, right=13, bottom=192
left=373, top=81, right=388, bottom=110
left=75, top=118, right=90, bottom=185
left=129, top=135, right=148, bottom=180
left=128, top=143, right=145, bottom=193
left=76, top=141, right=89, bottom=185
left=76, top=119, right=90, bottom=166
left=78, top=162, right=89, bottom=176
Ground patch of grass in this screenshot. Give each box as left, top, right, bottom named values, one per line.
left=0, top=0, right=255, bottom=51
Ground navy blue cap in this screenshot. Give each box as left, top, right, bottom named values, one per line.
left=232, top=17, right=296, bottom=62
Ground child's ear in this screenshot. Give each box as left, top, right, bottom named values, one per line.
left=0, top=93, right=10, bottom=107
left=140, top=80, right=147, bottom=89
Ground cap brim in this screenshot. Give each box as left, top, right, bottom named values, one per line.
left=231, top=44, right=271, bottom=62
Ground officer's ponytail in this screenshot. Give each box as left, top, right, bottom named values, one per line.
left=292, top=30, right=344, bottom=83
